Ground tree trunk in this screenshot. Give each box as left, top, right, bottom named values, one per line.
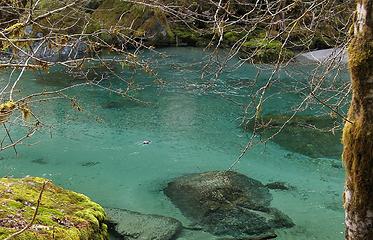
left=343, top=1, right=373, bottom=240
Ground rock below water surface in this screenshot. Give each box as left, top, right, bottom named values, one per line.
left=246, top=115, right=343, bottom=158
left=105, top=208, right=182, bottom=240
left=0, top=177, right=108, bottom=240
left=164, top=171, right=294, bottom=238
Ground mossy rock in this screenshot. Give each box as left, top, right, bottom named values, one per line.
left=0, top=177, right=108, bottom=240
left=246, top=115, right=343, bottom=158
left=34, top=0, right=90, bottom=35
left=91, top=0, right=174, bottom=46
left=241, top=37, right=294, bottom=63
left=224, top=31, right=245, bottom=44
left=173, top=27, right=211, bottom=47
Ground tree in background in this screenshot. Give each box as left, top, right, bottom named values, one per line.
left=343, top=0, right=373, bottom=239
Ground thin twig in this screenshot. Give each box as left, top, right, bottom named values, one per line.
left=2, top=123, right=17, bottom=155
left=310, top=91, right=353, bottom=124
left=0, top=127, right=38, bottom=151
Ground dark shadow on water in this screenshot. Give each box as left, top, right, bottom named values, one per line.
left=81, top=161, right=100, bottom=167
left=31, top=158, right=48, bottom=165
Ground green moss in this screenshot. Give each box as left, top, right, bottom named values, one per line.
left=4, top=199, right=24, bottom=209
left=173, top=28, right=199, bottom=44
left=52, top=228, right=81, bottom=240
left=348, top=38, right=373, bottom=68
left=173, top=27, right=211, bottom=46
left=342, top=34, right=373, bottom=218
left=35, top=1, right=89, bottom=35
left=223, top=31, right=245, bottom=44
left=243, top=38, right=282, bottom=49
left=91, top=0, right=133, bottom=27
left=0, top=177, right=108, bottom=240
left=91, top=0, right=174, bottom=46
left=240, top=37, right=294, bottom=63
left=37, top=0, right=63, bottom=11
left=0, top=228, right=43, bottom=240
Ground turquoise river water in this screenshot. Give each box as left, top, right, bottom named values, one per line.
left=0, top=48, right=346, bottom=239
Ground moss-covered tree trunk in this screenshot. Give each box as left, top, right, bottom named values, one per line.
left=342, top=1, right=373, bottom=239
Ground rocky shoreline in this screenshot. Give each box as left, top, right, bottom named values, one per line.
left=0, top=171, right=295, bottom=239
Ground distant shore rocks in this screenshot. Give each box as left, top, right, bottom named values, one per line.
left=105, top=208, right=182, bottom=240
left=164, top=171, right=294, bottom=238
left=30, top=38, right=88, bottom=62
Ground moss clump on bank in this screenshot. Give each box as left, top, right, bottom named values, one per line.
left=224, top=31, right=246, bottom=44
left=241, top=37, right=294, bottom=63
left=173, top=27, right=212, bottom=46
left=0, top=177, right=108, bottom=240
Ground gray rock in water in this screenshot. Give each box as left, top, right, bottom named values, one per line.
left=295, top=48, right=347, bottom=64
left=105, top=208, right=182, bottom=240
left=26, top=39, right=88, bottom=62
left=164, top=171, right=294, bottom=238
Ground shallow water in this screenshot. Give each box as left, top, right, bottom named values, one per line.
left=0, top=48, right=346, bottom=239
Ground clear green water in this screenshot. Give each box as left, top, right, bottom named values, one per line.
left=0, top=48, right=345, bottom=239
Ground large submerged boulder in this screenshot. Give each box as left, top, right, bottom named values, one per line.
left=164, top=171, right=294, bottom=238
left=105, top=208, right=182, bottom=240
left=245, top=115, right=343, bottom=158
left=0, top=177, right=108, bottom=240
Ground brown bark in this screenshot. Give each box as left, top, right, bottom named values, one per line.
left=342, top=0, right=373, bottom=239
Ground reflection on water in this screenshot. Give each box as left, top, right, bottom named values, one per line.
left=0, top=48, right=346, bottom=240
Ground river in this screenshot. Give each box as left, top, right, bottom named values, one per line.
left=0, top=47, right=346, bottom=240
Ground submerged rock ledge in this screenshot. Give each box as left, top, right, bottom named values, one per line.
left=0, top=177, right=108, bottom=240
left=106, top=208, right=182, bottom=240
left=165, top=171, right=294, bottom=238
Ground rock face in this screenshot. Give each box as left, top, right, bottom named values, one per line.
left=91, top=0, right=174, bottom=46
left=164, top=171, right=294, bottom=238
left=0, top=177, right=108, bottom=240
left=105, top=208, right=182, bottom=240
left=32, top=40, right=88, bottom=62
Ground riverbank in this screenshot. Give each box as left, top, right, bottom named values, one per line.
left=0, top=0, right=353, bottom=64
